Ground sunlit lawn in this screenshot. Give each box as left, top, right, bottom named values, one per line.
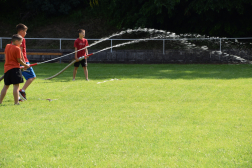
left=0, top=62, right=251, bottom=167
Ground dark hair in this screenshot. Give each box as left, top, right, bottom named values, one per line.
left=12, top=34, right=23, bottom=42
left=78, top=29, right=85, bottom=33
left=16, top=23, right=28, bottom=32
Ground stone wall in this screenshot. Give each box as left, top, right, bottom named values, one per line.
left=0, top=49, right=251, bottom=64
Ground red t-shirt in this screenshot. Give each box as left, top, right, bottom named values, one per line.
left=4, top=44, right=22, bottom=73
left=20, top=38, right=29, bottom=62
left=74, top=38, right=89, bottom=58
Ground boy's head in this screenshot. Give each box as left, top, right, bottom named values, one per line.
left=78, top=29, right=85, bottom=38
left=16, top=23, right=28, bottom=38
left=12, top=34, right=23, bottom=46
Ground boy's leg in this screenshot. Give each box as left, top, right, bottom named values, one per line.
left=73, top=67, right=78, bottom=80
left=81, top=59, right=88, bottom=80
left=0, top=85, right=9, bottom=104
left=83, top=66, right=88, bottom=80
left=13, top=84, right=20, bottom=104
left=21, top=77, right=36, bottom=90
left=19, top=65, right=36, bottom=100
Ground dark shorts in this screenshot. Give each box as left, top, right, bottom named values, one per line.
left=4, top=68, right=24, bottom=85
left=74, top=59, right=87, bottom=67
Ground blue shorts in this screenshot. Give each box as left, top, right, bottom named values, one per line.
left=21, top=62, right=36, bottom=80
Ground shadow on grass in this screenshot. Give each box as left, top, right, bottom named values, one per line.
left=0, top=62, right=251, bottom=82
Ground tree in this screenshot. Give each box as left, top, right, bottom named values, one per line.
left=93, top=0, right=180, bottom=29
left=91, top=0, right=252, bottom=37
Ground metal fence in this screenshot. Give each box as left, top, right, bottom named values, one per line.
left=0, top=37, right=252, bottom=54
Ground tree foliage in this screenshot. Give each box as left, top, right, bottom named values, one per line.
left=93, top=0, right=181, bottom=29
left=90, top=0, right=252, bottom=37
left=0, top=0, right=91, bottom=15
left=0, top=0, right=251, bottom=37
left=182, top=0, right=252, bottom=36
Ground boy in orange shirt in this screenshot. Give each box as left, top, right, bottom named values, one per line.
left=0, top=34, right=30, bottom=105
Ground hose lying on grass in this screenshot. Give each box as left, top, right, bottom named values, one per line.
left=44, top=36, right=162, bottom=80
left=44, top=59, right=77, bottom=80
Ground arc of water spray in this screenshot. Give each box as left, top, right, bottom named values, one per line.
left=44, top=35, right=164, bottom=80
left=32, top=28, right=170, bottom=65
left=0, top=28, right=169, bottom=82
left=180, top=38, right=251, bottom=63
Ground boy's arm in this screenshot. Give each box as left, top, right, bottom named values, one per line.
left=20, top=46, right=25, bottom=62
left=17, top=58, right=30, bottom=69
left=74, top=47, right=79, bottom=62
left=85, top=48, right=89, bottom=58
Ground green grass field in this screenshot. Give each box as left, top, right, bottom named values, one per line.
left=0, top=62, right=251, bottom=167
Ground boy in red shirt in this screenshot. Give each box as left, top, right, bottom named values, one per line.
left=73, top=29, right=89, bottom=81
left=16, top=23, right=36, bottom=101
left=0, top=34, right=30, bottom=105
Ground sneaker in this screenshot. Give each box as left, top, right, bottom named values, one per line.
left=19, top=98, right=24, bottom=102
left=14, top=103, right=20, bottom=105
left=19, top=90, right=27, bottom=100
left=86, top=79, right=89, bottom=81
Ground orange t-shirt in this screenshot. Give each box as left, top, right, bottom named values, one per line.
left=4, top=44, right=22, bottom=73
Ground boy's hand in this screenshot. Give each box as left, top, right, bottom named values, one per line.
left=85, top=54, right=89, bottom=59
left=75, top=58, right=79, bottom=62
left=24, top=64, right=30, bottom=70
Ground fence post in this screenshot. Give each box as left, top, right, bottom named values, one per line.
left=111, top=39, right=113, bottom=53
left=163, top=39, right=165, bottom=55
left=60, top=39, right=62, bottom=63
left=219, top=38, right=222, bottom=60
left=60, top=39, right=62, bottom=50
